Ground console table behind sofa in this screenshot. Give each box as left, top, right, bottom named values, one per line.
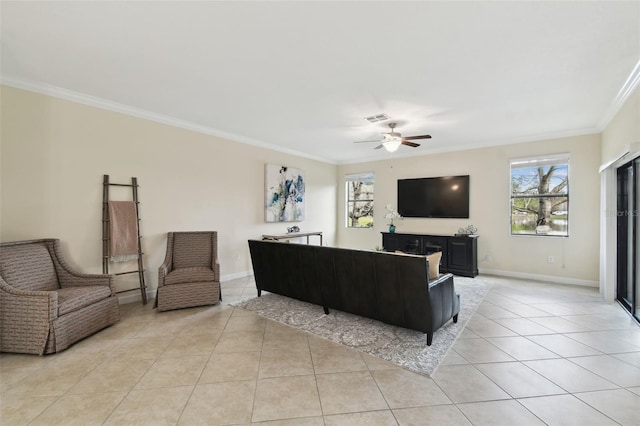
left=248, top=239, right=460, bottom=345
left=261, top=231, right=322, bottom=245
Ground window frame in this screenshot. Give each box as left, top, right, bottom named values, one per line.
left=345, top=172, right=375, bottom=229
left=510, top=154, right=570, bottom=237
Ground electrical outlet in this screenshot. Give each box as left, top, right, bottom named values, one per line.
left=547, top=256, right=554, bottom=263
left=235, top=254, right=241, bottom=262
left=484, top=255, right=492, bottom=262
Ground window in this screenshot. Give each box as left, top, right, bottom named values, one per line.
left=510, top=154, right=569, bottom=236
left=346, top=172, right=374, bottom=228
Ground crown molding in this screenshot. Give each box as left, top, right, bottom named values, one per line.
left=598, top=58, right=640, bottom=131
left=1, top=76, right=337, bottom=165
left=4, top=65, right=633, bottom=168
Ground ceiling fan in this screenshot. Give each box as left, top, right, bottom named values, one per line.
left=354, top=123, right=432, bottom=152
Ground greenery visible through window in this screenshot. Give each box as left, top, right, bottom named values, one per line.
left=511, top=154, right=569, bottom=236
left=346, top=172, right=374, bottom=228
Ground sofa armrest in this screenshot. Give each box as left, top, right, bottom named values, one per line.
left=58, top=272, right=116, bottom=296
left=0, top=278, right=58, bottom=355
left=48, top=240, right=115, bottom=293
left=158, top=233, right=175, bottom=288
left=59, top=273, right=113, bottom=287
left=427, top=273, right=459, bottom=330
left=428, top=272, right=454, bottom=289
left=213, top=257, right=220, bottom=282
left=158, top=261, right=170, bottom=287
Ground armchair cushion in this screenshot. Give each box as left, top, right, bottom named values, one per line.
left=56, top=286, right=113, bottom=316
left=172, top=233, right=212, bottom=269
left=165, top=267, right=216, bottom=286
left=0, top=243, right=58, bottom=291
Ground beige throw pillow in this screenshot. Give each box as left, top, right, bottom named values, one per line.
left=426, top=251, right=442, bottom=280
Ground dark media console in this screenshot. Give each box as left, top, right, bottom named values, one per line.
left=382, top=232, right=478, bottom=277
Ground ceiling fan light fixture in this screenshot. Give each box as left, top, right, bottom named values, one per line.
left=383, top=136, right=402, bottom=152
left=353, top=121, right=428, bottom=151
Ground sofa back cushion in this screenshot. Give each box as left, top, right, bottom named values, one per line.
left=172, top=233, right=212, bottom=269
left=0, top=243, right=59, bottom=291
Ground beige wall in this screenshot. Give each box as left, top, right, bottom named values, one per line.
left=0, top=84, right=614, bottom=290
left=602, top=86, right=640, bottom=163
left=0, top=86, right=337, bottom=297
left=337, top=134, right=602, bottom=285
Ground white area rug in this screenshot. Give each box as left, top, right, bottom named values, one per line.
left=234, top=276, right=493, bottom=376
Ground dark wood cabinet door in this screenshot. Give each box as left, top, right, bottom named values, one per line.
left=448, top=239, right=470, bottom=270
left=447, top=237, right=478, bottom=277
left=383, top=233, right=421, bottom=253
left=382, top=233, right=401, bottom=252
left=423, top=236, right=448, bottom=268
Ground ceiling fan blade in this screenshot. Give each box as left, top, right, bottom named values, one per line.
left=353, top=139, right=383, bottom=144
left=403, top=134, right=432, bottom=140
left=374, top=144, right=384, bottom=150
left=401, top=140, right=421, bottom=148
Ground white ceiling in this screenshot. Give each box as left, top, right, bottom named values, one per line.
left=2, top=1, right=639, bottom=164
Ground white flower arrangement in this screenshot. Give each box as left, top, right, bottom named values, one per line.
left=384, top=204, right=402, bottom=226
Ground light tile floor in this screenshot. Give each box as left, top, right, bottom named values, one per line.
left=2, top=275, right=640, bottom=425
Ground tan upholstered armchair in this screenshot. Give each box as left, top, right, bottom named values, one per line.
left=156, top=231, right=221, bottom=312
left=0, top=239, right=120, bottom=355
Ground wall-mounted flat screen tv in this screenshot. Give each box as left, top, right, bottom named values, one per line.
left=397, top=175, right=470, bottom=218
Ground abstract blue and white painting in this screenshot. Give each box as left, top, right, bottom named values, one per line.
left=265, top=164, right=305, bottom=222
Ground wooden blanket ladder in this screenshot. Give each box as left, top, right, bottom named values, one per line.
left=102, top=174, right=147, bottom=304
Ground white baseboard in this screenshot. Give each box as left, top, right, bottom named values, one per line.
left=221, top=270, right=253, bottom=282
left=117, top=289, right=156, bottom=305
left=116, top=270, right=254, bottom=305
left=479, top=268, right=599, bottom=288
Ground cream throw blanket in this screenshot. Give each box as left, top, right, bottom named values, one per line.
left=108, top=201, right=139, bottom=262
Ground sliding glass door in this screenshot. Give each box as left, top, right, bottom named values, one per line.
left=617, top=158, right=640, bottom=322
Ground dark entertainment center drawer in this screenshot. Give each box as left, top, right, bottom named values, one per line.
left=381, top=232, right=478, bottom=277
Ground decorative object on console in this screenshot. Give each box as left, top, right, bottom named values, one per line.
left=385, top=204, right=402, bottom=233
left=265, top=164, right=305, bottom=223
left=456, top=224, right=478, bottom=236
left=287, top=225, right=300, bottom=233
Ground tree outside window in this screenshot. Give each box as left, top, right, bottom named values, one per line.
left=346, top=173, right=374, bottom=228
left=510, top=155, right=569, bottom=236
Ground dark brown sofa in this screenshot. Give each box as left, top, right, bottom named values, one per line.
left=248, top=239, right=460, bottom=345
